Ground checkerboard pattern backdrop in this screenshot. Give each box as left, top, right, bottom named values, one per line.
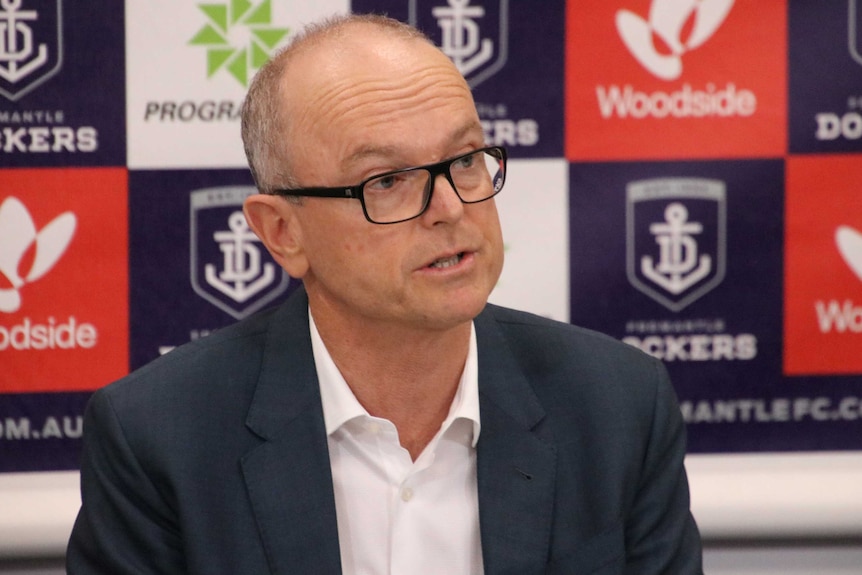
left=1, top=0, right=861, bottom=471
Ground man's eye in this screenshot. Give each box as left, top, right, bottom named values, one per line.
left=366, top=176, right=395, bottom=190
left=366, top=174, right=399, bottom=192
left=452, top=153, right=476, bottom=170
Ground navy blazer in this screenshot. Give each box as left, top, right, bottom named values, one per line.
left=67, top=289, right=702, bottom=574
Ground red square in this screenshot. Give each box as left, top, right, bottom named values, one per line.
left=785, top=155, right=862, bottom=376
left=565, top=0, right=787, bottom=160
left=0, top=168, right=129, bottom=392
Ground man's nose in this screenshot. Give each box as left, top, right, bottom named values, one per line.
left=422, top=173, right=465, bottom=224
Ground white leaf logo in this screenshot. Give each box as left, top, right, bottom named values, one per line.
left=0, top=196, right=77, bottom=313
left=836, top=225, right=862, bottom=283
left=616, top=0, right=735, bottom=80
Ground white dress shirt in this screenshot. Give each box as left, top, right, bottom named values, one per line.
left=310, top=311, right=484, bottom=575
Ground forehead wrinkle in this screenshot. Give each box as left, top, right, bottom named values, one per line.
left=312, top=64, right=474, bottom=134
left=343, top=118, right=483, bottom=168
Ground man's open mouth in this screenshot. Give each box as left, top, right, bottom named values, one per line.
left=428, top=253, right=465, bottom=269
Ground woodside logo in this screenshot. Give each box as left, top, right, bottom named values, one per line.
left=0, top=168, right=129, bottom=392
left=0, top=196, right=76, bottom=314
left=784, top=155, right=862, bottom=375
left=595, top=82, right=755, bottom=119
left=565, top=0, right=786, bottom=160
left=615, top=0, right=735, bottom=81
left=815, top=226, right=862, bottom=335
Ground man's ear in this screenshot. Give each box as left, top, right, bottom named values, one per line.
left=243, top=194, right=309, bottom=279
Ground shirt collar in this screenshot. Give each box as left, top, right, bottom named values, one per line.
left=310, top=309, right=481, bottom=447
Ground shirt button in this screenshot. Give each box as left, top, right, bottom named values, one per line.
left=400, top=487, right=413, bottom=502
left=367, top=421, right=381, bottom=434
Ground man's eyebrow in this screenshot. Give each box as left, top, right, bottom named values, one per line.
left=343, top=144, right=402, bottom=167
left=448, top=120, right=485, bottom=148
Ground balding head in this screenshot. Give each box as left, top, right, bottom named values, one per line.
left=241, top=14, right=445, bottom=193
left=240, top=14, right=500, bottom=336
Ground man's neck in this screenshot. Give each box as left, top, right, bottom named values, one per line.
left=309, top=303, right=472, bottom=460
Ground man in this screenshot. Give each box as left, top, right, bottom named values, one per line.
left=67, top=13, right=702, bottom=574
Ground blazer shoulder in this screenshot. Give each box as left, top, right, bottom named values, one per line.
left=98, top=304, right=284, bottom=407
left=477, top=303, right=672, bottom=422
left=481, top=303, right=659, bottom=369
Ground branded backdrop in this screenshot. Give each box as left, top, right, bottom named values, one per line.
left=1, top=0, right=860, bottom=472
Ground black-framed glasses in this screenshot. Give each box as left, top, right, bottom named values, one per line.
left=271, top=146, right=507, bottom=224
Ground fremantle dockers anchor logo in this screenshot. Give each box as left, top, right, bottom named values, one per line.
left=626, top=178, right=726, bottom=312
left=851, top=0, right=862, bottom=65
left=0, top=0, right=62, bottom=101
left=409, top=0, right=508, bottom=88
left=190, top=187, right=290, bottom=320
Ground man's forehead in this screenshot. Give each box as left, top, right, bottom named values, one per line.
left=278, top=21, right=478, bottom=166
left=288, top=21, right=450, bottom=77
left=340, top=119, right=484, bottom=168
left=284, top=28, right=472, bottom=108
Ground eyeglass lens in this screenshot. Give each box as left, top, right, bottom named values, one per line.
left=362, top=148, right=505, bottom=224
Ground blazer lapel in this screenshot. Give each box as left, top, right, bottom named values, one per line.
left=237, top=297, right=558, bottom=574
left=475, top=308, right=557, bottom=575
left=241, top=291, right=343, bottom=574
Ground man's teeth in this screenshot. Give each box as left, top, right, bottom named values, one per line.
left=430, top=253, right=463, bottom=269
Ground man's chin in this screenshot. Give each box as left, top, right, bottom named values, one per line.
left=417, top=294, right=490, bottom=329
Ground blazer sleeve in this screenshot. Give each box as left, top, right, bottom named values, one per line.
left=624, top=358, right=703, bottom=574
left=66, top=389, right=186, bottom=575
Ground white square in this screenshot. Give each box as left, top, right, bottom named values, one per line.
left=489, top=158, right=569, bottom=322
left=126, top=1, right=349, bottom=169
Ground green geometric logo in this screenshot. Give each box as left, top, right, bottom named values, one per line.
left=189, top=0, right=289, bottom=87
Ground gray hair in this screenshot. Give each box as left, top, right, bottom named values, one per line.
left=240, top=13, right=432, bottom=194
